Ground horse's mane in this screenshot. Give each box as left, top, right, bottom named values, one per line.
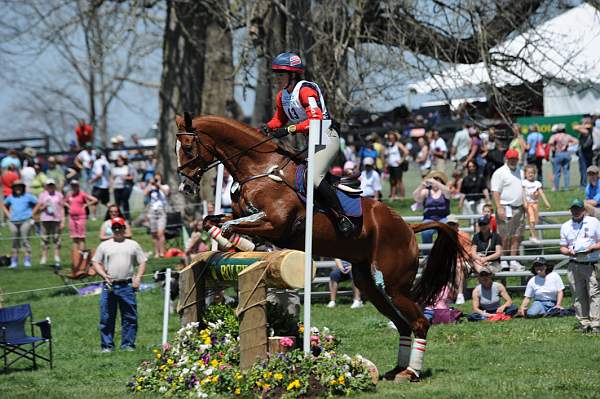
left=197, top=115, right=305, bottom=164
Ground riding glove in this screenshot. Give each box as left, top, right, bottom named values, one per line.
left=273, top=127, right=290, bottom=138
left=260, top=124, right=270, bottom=135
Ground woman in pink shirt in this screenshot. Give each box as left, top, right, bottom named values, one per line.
left=33, top=179, right=65, bottom=268
left=64, top=179, right=97, bottom=253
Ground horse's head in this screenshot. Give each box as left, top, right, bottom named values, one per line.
left=174, top=113, right=217, bottom=194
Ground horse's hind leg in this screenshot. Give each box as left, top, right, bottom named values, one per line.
left=351, top=264, right=413, bottom=380
left=387, top=292, right=430, bottom=383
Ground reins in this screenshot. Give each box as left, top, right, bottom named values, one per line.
left=177, top=115, right=308, bottom=189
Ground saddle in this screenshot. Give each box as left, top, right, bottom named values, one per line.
left=295, top=164, right=363, bottom=228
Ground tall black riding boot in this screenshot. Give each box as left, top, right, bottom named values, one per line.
left=316, top=180, right=354, bottom=236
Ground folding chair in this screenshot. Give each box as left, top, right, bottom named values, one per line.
left=0, top=304, right=53, bottom=372
left=165, top=211, right=183, bottom=247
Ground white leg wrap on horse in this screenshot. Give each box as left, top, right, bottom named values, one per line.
left=407, top=338, right=427, bottom=375
left=398, top=336, right=412, bottom=368
left=207, top=226, right=233, bottom=250
left=229, top=233, right=255, bottom=252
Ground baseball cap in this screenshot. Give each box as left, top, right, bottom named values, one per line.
left=363, top=157, right=374, bottom=166
left=111, top=217, right=126, bottom=228
left=505, top=149, right=519, bottom=159
left=478, top=215, right=490, bottom=225
left=45, top=178, right=56, bottom=186
left=446, top=214, right=459, bottom=224
left=587, top=165, right=599, bottom=174
left=478, top=266, right=494, bottom=276
left=69, top=179, right=80, bottom=185
left=570, top=199, right=584, bottom=209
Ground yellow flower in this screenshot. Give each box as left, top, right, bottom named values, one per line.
left=235, top=373, right=243, bottom=380
left=329, top=379, right=337, bottom=385
left=155, top=353, right=161, bottom=359
left=152, top=349, right=159, bottom=353
left=203, top=338, right=212, bottom=345
left=263, top=383, right=271, bottom=390
left=338, top=375, right=345, bottom=385
left=178, top=376, right=184, bottom=382
left=256, top=381, right=263, bottom=388
left=200, top=378, right=210, bottom=386
left=167, top=358, right=174, bottom=366
left=274, top=373, right=283, bottom=381
left=234, top=388, right=241, bottom=395
left=159, top=365, right=167, bottom=371
left=211, top=359, right=219, bottom=367
left=298, top=325, right=305, bottom=333
left=263, top=371, right=272, bottom=379
left=136, top=385, right=142, bottom=391
left=286, top=379, right=301, bottom=391
left=136, top=377, right=144, bottom=383
left=211, top=375, right=219, bottom=383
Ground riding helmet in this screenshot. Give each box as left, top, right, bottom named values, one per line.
left=271, top=52, right=304, bottom=73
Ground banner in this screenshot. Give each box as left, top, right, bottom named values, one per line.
left=516, top=114, right=583, bottom=140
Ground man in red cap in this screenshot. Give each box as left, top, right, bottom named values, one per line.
left=490, top=149, right=525, bottom=271
left=92, top=216, right=147, bottom=352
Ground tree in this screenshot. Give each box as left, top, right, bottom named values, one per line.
left=157, top=0, right=236, bottom=205
left=0, top=0, right=162, bottom=147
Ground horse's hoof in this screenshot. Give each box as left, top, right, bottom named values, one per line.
left=382, top=366, right=405, bottom=380
left=393, top=369, right=420, bottom=383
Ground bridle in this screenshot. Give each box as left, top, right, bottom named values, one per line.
left=175, top=115, right=280, bottom=184
left=175, top=131, right=217, bottom=183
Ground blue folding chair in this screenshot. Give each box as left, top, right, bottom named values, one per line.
left=0, top=304, right=53, bottom=372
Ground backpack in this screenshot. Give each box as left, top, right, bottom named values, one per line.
left=535, top=141, right=545, bottom=159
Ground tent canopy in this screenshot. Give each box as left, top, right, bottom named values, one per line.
left=409, top=3, right=600, bottom=94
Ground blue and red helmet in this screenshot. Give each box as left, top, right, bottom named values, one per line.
left=271, top=52, right=304, bottom=73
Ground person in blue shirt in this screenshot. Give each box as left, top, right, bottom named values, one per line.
left=0, top=149, right=22, bottom=170
left=525, top=124, right=545, bottom=183
left=358, top=139, right=379, bottom=171
left=1, top=180, right=37, bottom=268
left=584, top=165, right=600, bottom=218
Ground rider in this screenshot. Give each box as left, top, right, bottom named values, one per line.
left=262, top=52, right=353, bottom=236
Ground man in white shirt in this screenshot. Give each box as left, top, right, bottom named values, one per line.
left=559, top=199, right=600, bottom=333
left=93, top=217, right=147, bottom=351
left=359, top=157, right=382, bottom=200
left=451, top=123, right=471, bottom=164
left=90, top=152, right=110, bottom=220
left=491, top=149, right=524, bottom=271
left=430, top=130, right=447, bottom=171
left=74, top=144, right=96, bottom=191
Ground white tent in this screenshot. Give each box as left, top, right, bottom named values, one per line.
left=408, top=3, right=600, bottom=116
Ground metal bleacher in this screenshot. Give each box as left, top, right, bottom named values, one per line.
left=309, top=211, right=572, bottom=297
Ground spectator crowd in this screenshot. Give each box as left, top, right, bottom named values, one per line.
left=3, top=112, right=600, bottom=354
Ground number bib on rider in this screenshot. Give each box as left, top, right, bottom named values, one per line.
left=280, top=80, right=329, bottom=124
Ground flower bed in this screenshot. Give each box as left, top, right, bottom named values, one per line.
left=130, top=306, right=376, bottom=398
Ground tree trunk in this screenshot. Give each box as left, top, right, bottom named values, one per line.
left=198, top=18, right=235, bottom=202
left=157, top=1, right=236, bottom=211
left=156, top=0, right=207, bottom=206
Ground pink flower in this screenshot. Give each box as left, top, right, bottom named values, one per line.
left=280, top=337, right=294, bottom=347
left=310, top=335, right=320, bottom=343
left=162, top=342, right=171, bottom=351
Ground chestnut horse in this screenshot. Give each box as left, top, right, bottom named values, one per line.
left=174, top=114, right=468, bottom=382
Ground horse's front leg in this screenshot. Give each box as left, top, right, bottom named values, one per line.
left=202, top=214, right=233, bottom=231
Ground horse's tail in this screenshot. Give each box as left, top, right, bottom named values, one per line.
left=409, top=221, right=471, bottom=306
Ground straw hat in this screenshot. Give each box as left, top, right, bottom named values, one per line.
left=425, top=170, right=448, bottom=185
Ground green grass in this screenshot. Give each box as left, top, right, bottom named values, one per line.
left=0, top=189, right=597, bottom=398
